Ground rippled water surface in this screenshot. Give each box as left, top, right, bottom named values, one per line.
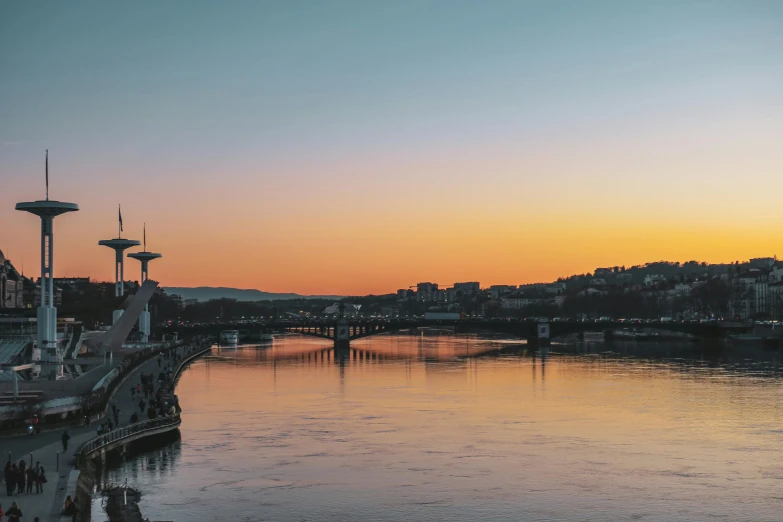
left=93, top=334, right=783, bottom=521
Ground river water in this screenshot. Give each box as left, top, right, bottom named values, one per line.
left=92, top=334, right=783, bottom=521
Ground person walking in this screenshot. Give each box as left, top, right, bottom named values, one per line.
left=5, top=501, right=22, bottom=521
left=5, top=462, right=13, bottom=496
left=62, top=430, right=70, bottom=452
left=17, top=461, right=26, bottom=495
left=35, top=463, right=45, bottom=494
left=130, top=385, right=136, bottom=399
left=113, top=408, right=120, bottom=426
left=25, top=467, right=34, bottom=494
left=8, top=464, right=17, bottom=496
left=62, top=495, right=78, bottom=521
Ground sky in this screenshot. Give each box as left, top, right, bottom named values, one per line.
left=1, top=1, right=782, bottom=295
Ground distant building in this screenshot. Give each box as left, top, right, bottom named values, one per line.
left=544, top=283, right=567, bottom=294
left=0, top=250, right=25, bottom=309
left=577, top=287, right=608, bottom=297
left=397, top=289, right=409, bottom=300
left=453, top=282, right=480, bottom=297
left=183, top=298, right=198, bottom=307
left=52, top=277, right=90, bottom=288
left=749, top=257, right=776, bottom=269
left=417, top=282, right=438, bottom=302
left=644, top=274, right=665, bottom=286
left=617, top=273, right=633, bottom=283
left=501, top=293, right=554, bottom=309
left=488, top=285, right=516, bottom=299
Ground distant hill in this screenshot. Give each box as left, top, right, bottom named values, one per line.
left=162, top=287, right=344, bottom=302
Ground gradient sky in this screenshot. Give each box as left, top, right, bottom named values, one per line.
left=1, top=1, right=782, bottom=295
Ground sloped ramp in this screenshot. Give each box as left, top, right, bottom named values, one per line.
left=83, top=279, right=159, bottom=354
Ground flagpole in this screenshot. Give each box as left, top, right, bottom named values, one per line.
left=45, top=150, right=49, bottom=201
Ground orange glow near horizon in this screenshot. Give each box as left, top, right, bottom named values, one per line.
left=2, top=2, right=781, bottom=295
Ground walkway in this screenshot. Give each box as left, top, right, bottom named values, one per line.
left=0, top=345, right=192, bottom=521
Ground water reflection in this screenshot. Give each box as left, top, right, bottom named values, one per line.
left=94, top=334, right=783, bottom=522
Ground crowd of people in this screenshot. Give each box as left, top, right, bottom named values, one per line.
left=92, top=347, right=184, bottom=439
left=2, top=460, right=47, bottom=496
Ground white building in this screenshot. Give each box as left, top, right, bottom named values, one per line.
left=501, top=295, right=553, bottom=310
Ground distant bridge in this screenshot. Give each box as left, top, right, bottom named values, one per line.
left=161, top=319, right=755, bottom=346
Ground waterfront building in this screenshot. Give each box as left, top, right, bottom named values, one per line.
left=0, top=250, right=25, bottom=309
left=501, top=293, right=555, bottom=309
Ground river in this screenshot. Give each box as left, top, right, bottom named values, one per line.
left=91, top=333, right=783, bottom=521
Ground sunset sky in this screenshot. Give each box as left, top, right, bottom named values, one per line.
left=1, top=1, right=781, bottom=295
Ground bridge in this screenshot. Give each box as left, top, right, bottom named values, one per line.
left=162, top=318, right=755, bottom=346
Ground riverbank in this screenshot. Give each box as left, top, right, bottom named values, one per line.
left=74, top=345, right=212, bottom=522
left=0, top=343, right=211, bottom=522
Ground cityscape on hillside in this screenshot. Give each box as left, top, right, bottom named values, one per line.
left=3, top=248, right=781, bottom=323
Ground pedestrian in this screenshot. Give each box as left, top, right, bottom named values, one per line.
left=130, top=385, right=136, bottom=398
left=136, top=383, right=141, bottom=395
left=17, top=461, right=26, bottom=495
left=8, top=464, right=17, bottom=496
left=35, top=464, right=46, bottom=494
left=5, top=501, right=22, bottom=522
left=130, top=412, right=139, bottom=424
left=157, top=354, right=162, bottom=367
left=62, top=430, right=70, bottom=452
left=4, top=462, right=13, bottom=496
left=110, top=399, right=117, bottom=416
left=25, top=467, right=34, bottom=494
left=0, top=503, right=3, bottom=519
left=138, top=397, right=145, bottom=413
left=107, top=420, right=114, bottom=432
left=62, top=495, right=79, bottom=521
left=113, top=408, right=119, bottom=425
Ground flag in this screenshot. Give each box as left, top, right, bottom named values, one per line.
left=45, top=150, right=49, bottom=200
left=119, top=205, right=123, bottom=232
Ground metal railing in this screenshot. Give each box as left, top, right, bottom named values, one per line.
left=77, top=346, right=211, bottom=462
left=78, top=414, right=181, bottom=459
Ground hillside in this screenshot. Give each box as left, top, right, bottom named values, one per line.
left=162, top=286, right=344, bottom=302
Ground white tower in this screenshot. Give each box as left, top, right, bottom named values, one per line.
left=128, top=224, right=162, bottom=343
left=99, top=205, right=140, bottom=324
left=15, top=150, right=79, bottom=364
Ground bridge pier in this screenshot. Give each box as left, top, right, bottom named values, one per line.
left=335, top=318, right=350, bottom=349
left=536, top=320, right=551, bottom=347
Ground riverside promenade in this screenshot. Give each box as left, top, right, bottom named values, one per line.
left=0, top=343, right=210, bottom=521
